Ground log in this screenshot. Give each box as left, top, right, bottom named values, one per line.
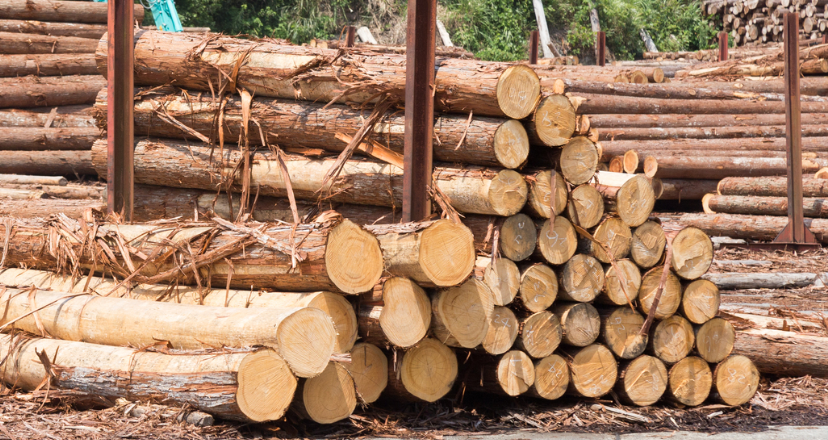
left=671, top=227, right=714, bottom=280
left=0, top=174, right=65, bottom=185
left=297, top=362, right=356, bottom=424
left=599, top=259, right=641, bottom=306
left=711, top=355, right=760, bottom=406
left=666, top=356, right=712, bottom=407
left=0, top=53, right=97, bottom=76
left=732, top=328, right=828, bottom=377
left=718, top=176, right=828, bottom=197
left=560, top=136, right=599, bottom=185
left=600, top=137, right=828, bottom=155
left=584, top=217, right=632, bottom=263
left=0, top=75, right=104, bottom=108
left=660, top=179, right=719, bottom=201
left=358, top=277, right=431, bottom=349
left=0, top=198, right=101, bottom=218
left=497, top=213, right=538, bottom=261
left=104, top=88, right=530, bottom=170
left=558, top=254, right=605, bottom=303
left=678, top=213, right=828, bottom=243
left=616, top=355, right=668, bottom=406
left=639, top=156, right=828, bottom=179
left=0, top=19, right=106, bottom=38
left=695, top=317, right=736, bottom=364
left=0, top=187, right=44, bottom=199
left=676, top=58, right=828, bottom=77
left=26, top=184, right=102, bottom=199
left=531, top=354, right=570, bottom=400
left=554, top=302, right=601, bottom=347
left=565, top=79, right=828, bottom=103
left=98, top=31, right=541, bottom=119
left=482, top=306, right=519, bottom=355
left=599, top=123, right=828, bottom=141
left=0, top=0, right=144, bottom=24
left=515, top=311, right=562, bottom=358
left=639, top=266, right=682, bottom=320
left=631, top=221, right=666, bottom=269
left=535, top=216, right=578, bottom=265
left=431, top=278, right=495, bottom=348
left=704, top=272, right=827, bottom=290
left=614, top=175, right=656, bottom=227
left=387, top=338, right=457, bottom=402
left=345, top=343, right=387, bottom=404
left=566, top=184, right=605, bottom=229
left=518, top=263, right=558, bottom=312
left=91, top=139, right=529, bottom=217
left=566, top=344, right=618, bottom=398
left=0, top=287, right=336, bottom=378
left=0, top=106, right=94, bottom=127
left=0, top=127, right=98, bottom=150
left=680, top=279, right=720, bottom=325
left=572, top=92, right=828, bottom=114
left=587, top=113, right=828, bottom=128
left=649, top=315, right=695, bottom=364
left=528, top=94, right=576, bottom=146
left=0, top=32, right=97, bottom=54
left=525, top=170, right=567, bottom=218
left=0, top=335, right=294, bottom=422
left=495, top=351, right=536, bottom=396
left=601, top=306, right=648, bottom=359
left=704, top=194, right=828, bottom=217
left=0, top=150, right=94, bottom=175
left=477, top=256, right=520, bottom=306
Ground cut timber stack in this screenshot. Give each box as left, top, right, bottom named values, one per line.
left=703, top=0, right=828, bottom=46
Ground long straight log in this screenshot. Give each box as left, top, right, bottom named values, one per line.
left=573, top=93, right=828, bottom=114
left=97, top=31, right=542, bottom=119
left=660, top=179, right=720, bottom=200
left=0, top=198, right=101, bottom=218
left=0, top=0, right=144, bottom=24
left=588, top=113, right=828, bottom=128
left=677, top=213, right=828, bottom=243
left=703, top=194, right=828, bottom=217
left=90, top=139, right=528, bottom=216
left=676, top=58, right=828, bottom=78
left=0, top=53, right=97, bottom=76
left=0, top=334, right=294, bottom=422
left=0, top=150, right=94, bottom=175
left=0, top=75, right=105, bottom=108
left=599, top=124, right=828, bottom=141
left=0, top=19, right=106, bottom=38
left=98, top=88, right=530, bottom=169
left=631, top=156, right=828, bottom=179
left=0, top=127, right=98, bottom=150
left=0, top=106, right=94, bottom=127
left=732, top=328, right=828, bottom=377
left=0, top=32, right=97, bottom=54
left=717, top=176, right=828, bottom=196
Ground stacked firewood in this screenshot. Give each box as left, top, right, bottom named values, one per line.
left=703, top=0, right=828, bottom=45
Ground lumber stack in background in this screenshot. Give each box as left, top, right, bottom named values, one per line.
left=703, top=0, right=828, bottom=46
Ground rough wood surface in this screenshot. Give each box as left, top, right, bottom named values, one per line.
left=388, top=338, right=457, bottom=402
left=718, top=176, right=828, bottom=197
left=704, top=194, right=828, bottom=218
left=678, top=213, right=828, bottom=243
left=535, top=217, right=578, bottom=265
left=600, top=306, right=647, bottom=359
left=0, top=53, right=97, bottom=76
left=431, top=278, right=495, bottom=348
left=639, top=266, right=682, bottom=320
left=0, top=150, right=94, bottom=175
left=732, top=327, right=828, bottom=377
left=0, top=0, right=144, bottom=24
left=515, top=311, right=562, bottom=359
left=358, top=277, right=431, bottom=349
left=296, top=362, right=356, bottom=424
left=0, top=19, right=106, bottom=38
left=659, top=179, right=719, bottom=201
left=0, top=32, right=97, bottom=54
left=616, top=355, right=668, bottom=406
left=346, top=343, right=388, bottom=404
left=0, top=75, right=105, bottom=108
left=0, top=106, right=94, bottom=127
left=573, top=92, right=828, bottom=115
left=531, top=354, right=570, bottom=400
left=667, top=356, right=712, bottom=407
left=0, top=127, right=98, bottom=150
left=555, top=302, right=601, bottom=347
left=631, top=221, right=666, bottom=269
left=481, top=306, right=519, bottom=355
left=695, top=317, right=735, bottom=364
left=566, top=344, right=618, bottom=398
left=649, top=315, right=695, bottom=364
left=0, top=198, right=100, bottom=218
left=518, top=263, right=558, bottom=312
left=680, top=279, right=720, bottom=325
left=711, top=355, right=760, bottom=406
left=558, top=254, right=605, bottom=303
left=599, top=259, right=641, bottom=306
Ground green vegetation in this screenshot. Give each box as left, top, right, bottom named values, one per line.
left=165, top=0, right=720, bottom=61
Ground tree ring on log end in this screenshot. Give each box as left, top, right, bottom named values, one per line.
left=537, top=217, right=578, bottom=265
left=236, top=349, right=297, bottom=422
left=533, top=354, right=569, bottom=400
left=651, top=315, right=695, bottom=364
left=309, top=292, right=358, bottom=353
left=566, top=184, right=604, bottom=229
left=616, top=175, right=656, bottom=227
left=302, top=362, right=356, bottom=424
left=433, top=278, right=495, bottom=348
left=419, top=220, right=476, bottom=286
left=347, top=343, right=388, bottom=404
left=603, top=307, right=647, bottom=359
left=671, top=227, right=713, bottom=280
left=380, top=277, right=431, bottom=348
left=519, top=263, right=558, bottom=312
left=496, top=65, right=541, bottom=119
left=498, top=350, right=535, bottom=396
left=401, top=338, right=458, bottom=402
left=277, top=308, right=337, bottom=378
left=527, top=170, right=567, bottom=218
left=533, top=94, right=576, bottom=147
left=493, top=119, right=530, bottom=169
left=681, top=279, right=720, bottom=325
left=639, top=267, right=682, bottom=320
left=620, top=355, right=668, bottom=406
left=714, top=355, right=760, bottom=406
left=488, top=170, right=529, bottom=216
left=483, top=306, right=519, bottom=355
left=326, top=219, right=383, bottom=294
left=570, top=344, right=617, bottom=398
left=668, top=356, right=712, bottom=407
left=696, top=317, right=735, bottom=363
left=560, top=137, right=599, bottom=185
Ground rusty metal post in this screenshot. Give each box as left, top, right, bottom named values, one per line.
left=529, top=30, right=539, bottom=64
left=345, top=26, right=356, bottom=47
left=597, top=31, right=606, bottom=67
left=106, top=0, right=133, bottom=220
left=718, top=31, right=728, bottom=62
left=402, top=0, right=436, bottom=222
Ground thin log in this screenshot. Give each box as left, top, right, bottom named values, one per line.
left=0, top=75, right=105, bottom=108
left=0, top=106, right=94, bottom=127
left=0, top=150, right=94, bottom=175
left=587, top=112, right=828, bottom=128
left=0, top=198, right=101, bottom=218
left=0, top=127, right=98, bottom=150
left=0, top=0, right=144, bottom=24
left=0, top=53, right=97, bottom=76
left=660, top=179, right=719, bottom=201
left=572, top=92, right=828, bottom=114
left=0, top=32, right=97, bottom=54
left=678, top=213, right=828, bottom=243
left=704, top=194, right=828, bottom=217
left=718, top=176, right=828, bottom=197
left=0, top=19, right=106, bottom=38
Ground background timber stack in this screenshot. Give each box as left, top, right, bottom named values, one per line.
left=703, top=0, right=828, bottom=46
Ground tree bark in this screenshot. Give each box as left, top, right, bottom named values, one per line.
left=659, top=179, right=719, bottom=201
left=678, top=213, right=828, bottom=243
left=0, top=31, right=97, bottom=54
left=0, top=53, right=97, bottom=76
left=0, top=150, right=94, bottom=175
left=0, top=0, right=144, bottom=24
left=599, top=124, right=828, bottom=141
left=0, top=105, right=94, bottom=127
left=0, top=75, right=105, bottom=108
left=703, top=194, right=828, bottom=217
left=0, top=198, right=101, bottom=218
left=633, top=156, right=828, bottom=179
left=431, top=279, right=495, bottom=348
left=587, top=112, right=828, bottom=128
left=572, top=92, right=828, bottom=114
left=384, top=338, right=457, bottom=402
left=732, top=328, right=828, bottom=377
left=0, top=126, right=98, bottom=150
left=565, top=78, right=828, bottom=102
left=717, top=176, right=828, bottom=197
left=0, top=19, right=106, bottom=38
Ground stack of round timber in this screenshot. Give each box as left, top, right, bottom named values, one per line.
left=702, top=0, right=828, bottom=46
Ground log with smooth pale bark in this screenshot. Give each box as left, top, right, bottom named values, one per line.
left=0, top=0, right=144, bottom=23
left=346, top=343, right=388, bottom=404
left=0, top=198, right=101, bottom=218
left=0, top=106, right=94, bottom=127
left=583, top=217, right=632, bottom=263
left=711, top=355, right=760, bottom=406
left=616, top=355, right=668, bottom=406
left=0, top=127, right=99, bottom=150
left=0, top=267, right=357, bottom=354
left=525, top=170, right=567, bottom=219
left=477, top=256, right=520, bottom=306
left=599, top=259, right=641, bottom=306
left=703, top=194, right=828, bottom=218
left=676, top=58, right=828, bottom=78
left=518, top=263, right=558, bottom=312
left=0, top=75, right=105, bottom=108
left=659, top=179, right=719, bottom=201
left=535, top=216, right=578, bottom=265
left=0, top=19, right=106, bottom=38
left=639, top=266, right=682, bottom=320
left=516, top=311, right=562, bottom=359
left=0, top=31, right=97, bottom=54
left=358, top=277, right=431, bottom=349
left=0, top=53, right=97, bottom=76
left=566, top=344, right=618, bottom=398
left=528, top=94, right=576, bottom=146
left=0, top=287, right=336, bottom=378
left=667, top=356, right=712, bottom=407
left=91, top=139, right=528, bottom=216
left=718, top=176, right=828, bottom=197
left=573, top=92, right=828, bottom=114
left=531, top=354, right=570, bottom=400
left=555, top=302, right=601, bottom=347
left=566, top=184, right=604, bottom=229
left=102, top=88, right=529, bottom=169
left=482, top=306, right=519, bottom=355
left=695, top=317, right=735, bottom=364
left=0, top=335, right=294, bottom=422
left=681, top=279, right=720, bottom=325
left=387, top=338, right=458, bottom=402
left=431, top=278, right=495, bottom=348
left=98, top=31, right=540, bottom=119
left=678, top=213, right=828, bottom=243
left=297, top=362, right=356, bottom=424
left=671, top=227, right=714, bottom=280
left=649, top=315, right=695, bottom=364
left=600, top=306, right=647, bottom=359
left=558, top=254, right=605, bottom=303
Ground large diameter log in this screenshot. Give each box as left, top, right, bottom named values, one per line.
left=732, top=328, right=828, bottom=377
left=615, top=356, right=668, bottom=407
left=666, top=356, right=712, bottom=407
left=0, top=75, right=105, bottom=108
left=601, top=306, right=647, bottom=359
left=358, top=277, right=431, bottom=349
left=678, top=213, right=828, bottom=243
left=0, top=106, right=94, bottom=127
left=98, top=31, right=540, bottom=119
left=532, top=354, right=570, bottom=400
left=711, top=355, right=760, bottom=406
left=0, top=335, right=295, bottom=422
left=0, top=32, right=97, bottom=54
left=105, top=88, right=530, bottom=169
left=718, top=176, right=828, bottom=197
left=0, top=19, right=106, bottom=38
left=649, top=315, right=695, bottom=364
left=388, top=338, right=458, bottom=402
left=0, top=127, right=98, bottom=150
left=615, top=175, right=656, bottom=227
left=660, top=179, right=719, bottom=201
left=346, top=343, right=388, bottom=404
left=0, top=150, right=94, bottom=175
left=0, top=53, right=97, bottom=76
left=566, top=344, right=618, bottom=398
left=0, top=0, right=144, bottom=24
left=431, top=278, right=495, bottom=348
left=671, top=227, right=713, bottom=280
left=573, top=92, right=828, bottom=114
left=527, top=94, right=576, bottom=146
left=560, top=136, right=599, bottom=185
left=296, top=362, right=356, bottom=424
left=588, top=112, right=828, bottom=129
left=695, top=317, right=736, bottom=364
left=704, top=194, right=828, bottom=217
left=0, top=288, right=337, bottom=378
left=91, top=139, right=528, bottom=217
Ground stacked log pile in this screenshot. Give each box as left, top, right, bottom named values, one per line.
left=703, top=0, right=828, bottom=46
left=0, top=173, right=104, bottom=218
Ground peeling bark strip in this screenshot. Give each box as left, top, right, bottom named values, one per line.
left=95, top=31, right=541, bottom=119
left=0, top=334, right=295, bottom=422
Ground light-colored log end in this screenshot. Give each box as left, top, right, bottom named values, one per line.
left=302, top=362, right=357, bottom=424
left=639, top=266, right=682, bottom=320
left=533, top=94, right=576, bottom=147
left=278, top=308, right=338, bottom=378
left=816, top=167, right=828, bottom=179
left=602, top=307, right=647, bottom=360
left=380, top=277, right=431, bottom=348
left=326, top=219, right=383, bottom=294
left=526, top=170, right=566, bottom=219
left=618, top=355, right=668, bottom=407
left=432, top=278, right=495, bottom=348
left=347, top=343, right=388, bottom=404
left=668, top=356, right=712, bottom=407
left=536, top=217, right=578, bottom=265
left=616, top=175, right=656, bottom=227
left=591, top=217, right=632, bottom=263
left=566, top=184, right=604, bottom=229
left=601, top=259, right=641, bottom=306
left=651, top=315, right=695, bottom=364
left=569, top=344, right=618, bottom=398
left=494, top=120, right=531, bottom=169
left=643, top=156, right=659, bottom=179
left=519, top=310, right=562, bottom=358
left=560, top=137, right=599, bottom=185
left=713, top=355, right=760, bottom=406
left=533, top=354, right=570, bottom=400
left=400, top=338, right=458, bottom=402
left=696, top=317, right=735, bottom=363
left=681, top=279, right=720, bottom=325
left=496, top=65, right=541, bottom=120
left=497, top=350, right=535, bottom=396
left=623, top=150, right=640, bottom=174
left=631, top=221, right=666, bottom=269
left=518, top=263, right=558, bottom=312
left=556, top=302, right=601, bottom=347
left=671, top=227, right=714, bottom=280
left=483, top=256, right=520, bottom=306
left=482, top=306, right=519, bottom=355
left=419, top=219, right=476, bottom=286
left=560, top=254, right=605, bottom=303
left=488, top=170, right=529, bottom=216
left=310, top=292, right=358, bottom=353
left=237, top=349, right=298, bottom=422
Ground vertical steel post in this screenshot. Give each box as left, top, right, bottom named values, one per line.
left=529, top=30, right=539, bottom=64
left=402, top=0, right=436, bottom=222
left=107, top=0, right=133, bottom=220
left=718, top=31, right=728, bottom=62
left=597, top=31, right=606, bottom=67
left=345, top=26, right=356, bottom=47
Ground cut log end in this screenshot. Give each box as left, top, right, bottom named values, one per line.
left=419, top=220, right=476, bottom=286
left=601, top=259, right=642, bottom=306
left=488, top=170, right=529, bottom=216
left=590, top=217, right=632, bottom=263
left=668, top=356, right=712, bottom=407
left=302, top=362, right=357, bottom=424
left=560, top=254, right=605, bottom=303
left=326, top=219, right=383, bottom=294
left=533, top=94, right=576, bottom=147
left=643, top=156, right=658, bottom=179
left=432, top=278, right=495, bottom=348
left=400, top=338, right=458, bottom=402
left=616, top=175, right=656, bottom=227
left=536, top=217, right=578, bottom=265
left=609, top=156, right=624, bottom=173
left=602, top=307, right=647, bottom=360
left=236, top=349, right=298, bottom=422
left=631, top=221, right=666, bottom=269
left=556, top=302, right=601, bottom=347
left=680, top=279, right=720, bottom=325
left=526, top=170, right=567, bottom=219
left=816, top=167, right=828, bottom=179
left=561, top=137, right=599, bottom=185
left=518, top=263, right=558, bottom=312
left=623, top=150, right=640, bottom=174
left=494, top=119, right=530, bottom=169
left=500, top=213, right=537, bottom=261
left=483, top=306, right=519, bottom=355
left=496, top=65, right=541, bottom=119
left=278, top=308, right=338, bottom=378
left=380, top=277, right=432, bottom=348
left=310, top=292, right=358, bottom=353
left=696, top=317, right=735, bottom=364
left=566, top=184, right=604, bottom=229
left=533, top=354, right=570, bottom=400
left=671, top=227, right=714, bottom=280
left=617, top=355, right=668, bottom=407
left=569, top=344, right=618, bottom=398
left=639, top=266, right=682, bottom=320
left=713, top=355, right=760, bottom=406
left=346, top=343, right=388, bottom=404
left=483, top=257, right=520, bottom=306
left=651, top=315, right=695, bottom=364
left=519, top=311, right=562, bottom=358
left=497, top=350, right=535, bottom=396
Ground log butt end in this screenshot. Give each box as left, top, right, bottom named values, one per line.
left=493, top=120, right=530, bottom=169
left=518, top=263, right=558, bottom=313
left=420, top=220, right=476, bottom=287
left=380, top=277, right=431, bottom=348
left=713, top=355, right=760, bottom=406
left=697, top=317, right=735, bottom=364
left=560, top=137, right=599, bottom=185
left=527, top=170, right=566, bottom=218
left=537, top=217, right=578, bottom=265
left=681, top=279, right=720, bottom=325
left=433, top=278, right=495, bottom=348
left=566, top=184, right=604, bottom=229
left=483, top=257, right=520, bottom=306
left=401, top=338, right=458, bottom=402
left=277, top=308, right=338, bottom=378
left=496, top=65, right=541, bottom=120
left=639, top=266, right=682, bottom=320
left=488, top=170, right=528, bottom=217
left=326, top=219, right=383, bottom=294
left=236, top=349, right=298, bottom=422
left=602, top=259, right=641, bottom=306
left=302, top=362, right=357, bottom=424
left=533, top=354, right=570, bottom=400
left=347, top=343, right=388, bottom=404
left=603, top=307, right=647, bottom=360
left=631, top=221, right=666, bottom=269
left=520, top=311, right=562, bottom=358
left=671, top=227, right=714, bottom=280
left=497, top=350, right=535, bottom=396
left=651, top=315, right=695, bottom=364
